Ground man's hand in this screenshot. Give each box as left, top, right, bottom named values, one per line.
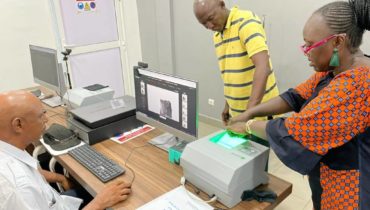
left=222, top=102, right=230, bottom=126
left=39, top=168, right=73, bottom=191
left=60, top=176, right=74, bottom=191
left=85, top=180, right=131, bottom=210
left=229, top=111, right=252, bottom=125
left=226, top=121, right=247, bottom=135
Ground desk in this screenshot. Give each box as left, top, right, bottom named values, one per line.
left=44, top=105, right=292, bottom=210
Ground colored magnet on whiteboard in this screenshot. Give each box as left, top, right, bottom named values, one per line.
left=77, top=2, right=84, bottom=10
left=84, top=2, right=90, bottom=11
left=90, top=2, right=96, bottom=9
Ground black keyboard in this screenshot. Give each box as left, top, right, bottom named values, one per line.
left=68, top=144, right=125, bottom=182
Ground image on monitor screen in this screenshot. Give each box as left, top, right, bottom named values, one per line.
left=147, top=84, right=179, bottom=121
left=134, top=67, right=198, bottom=142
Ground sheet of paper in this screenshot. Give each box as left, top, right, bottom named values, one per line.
left=137, top=186, right=213, bottom=210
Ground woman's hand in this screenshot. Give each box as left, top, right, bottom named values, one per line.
left=226, top=121, right=247, bottom=135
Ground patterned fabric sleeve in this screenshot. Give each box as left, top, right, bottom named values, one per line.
left=294, top=72, right=329, bottom=100
left=280, top=89, right=307, bottom=112
left=285, top=67, right=370, bottom=155
left=266, top=118, right=322, bottom=175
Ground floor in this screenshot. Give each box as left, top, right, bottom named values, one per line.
left=198, top=121, right=313, bottom=210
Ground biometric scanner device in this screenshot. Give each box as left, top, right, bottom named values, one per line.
left=180, top=131, right=269, bottom=208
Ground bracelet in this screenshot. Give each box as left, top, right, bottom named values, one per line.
left=245, top=119, right=256, bottom=134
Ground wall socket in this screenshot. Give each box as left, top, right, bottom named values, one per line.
left=208, top=98, right=215, bottom=106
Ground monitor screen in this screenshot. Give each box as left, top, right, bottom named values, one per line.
left=29, top=45, right=64, bottom=93
left=134, top=68, right=198, bottom=141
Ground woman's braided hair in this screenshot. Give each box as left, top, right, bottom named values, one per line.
left=315, top=0, right=370, bottom=52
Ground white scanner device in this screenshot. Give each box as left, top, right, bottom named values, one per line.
left=181, top=130, right=269, bottom=208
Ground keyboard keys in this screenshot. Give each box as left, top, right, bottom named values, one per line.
left=68, top=144, right=125, bottom=182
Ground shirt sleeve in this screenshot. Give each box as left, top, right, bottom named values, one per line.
left=294, top=72, right=328, bottom=100
left=280, top=89, right=306, bottom=112
left=238, top=17, right=268, bottom=57
left=266, top=118, right=322, bottom=175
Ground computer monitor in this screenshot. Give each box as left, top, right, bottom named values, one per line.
left=134, top=66, right=198, bottom=149
left=29, top=45, right=66, bottom=106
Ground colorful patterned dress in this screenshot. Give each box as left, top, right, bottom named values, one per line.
left=266, top=67, right=370, bottom=209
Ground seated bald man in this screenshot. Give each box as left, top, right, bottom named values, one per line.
left=0, top=90, right=131, bottom=210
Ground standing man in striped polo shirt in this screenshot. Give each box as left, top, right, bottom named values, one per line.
left=193, top=0, right=279, bottom=125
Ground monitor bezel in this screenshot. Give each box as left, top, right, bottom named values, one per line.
left=29, top=44, right=65, bottom=95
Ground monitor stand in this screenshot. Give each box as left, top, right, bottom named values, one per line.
left=149, top=132, right=181, bottom=152
left=42, top=96, right=63, bottom=108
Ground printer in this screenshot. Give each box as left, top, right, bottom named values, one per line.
left=180, top=131, right=269, bottom=208
left=67, top=95, right=143, bottom=145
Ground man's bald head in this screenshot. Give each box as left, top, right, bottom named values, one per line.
left=193, top=0, right=228, bottom=32
left=0, top=90, right=47, bottom=149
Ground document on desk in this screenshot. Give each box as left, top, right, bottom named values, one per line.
left=110, top=124, right=154, bottom=144
left=137, top=186, right=213, bottom=210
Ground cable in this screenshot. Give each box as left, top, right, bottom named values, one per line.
left=180, top=176, right=218, bottom=204
left=123, top=134, right=180, bottom=185
left=123, top=144, right=150, bottom=185
left=45, top=107, right=68, bottom=120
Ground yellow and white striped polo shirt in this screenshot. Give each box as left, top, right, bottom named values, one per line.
left=214, top=7, right=279, bottom=117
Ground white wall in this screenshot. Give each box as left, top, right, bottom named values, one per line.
left=121, top=0, right=142, bottom=79
left=231, top=0, right=370, bottom=91
left=137, top=0, right=370, bottom=121
left=0, top=0, right=56, bottom=92
left=0, top=0, right=142, bottom=93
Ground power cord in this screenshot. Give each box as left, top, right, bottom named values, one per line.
left=180, top=176, right=218, bottom=203
left=123, top=133, right=180, bottom=185
left=123, top=144, right=151, bottom=185
left=45, top=107, right=68, bottom=120
left=180, top=177, right=230, bottom=210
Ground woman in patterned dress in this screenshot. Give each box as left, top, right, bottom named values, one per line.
left=228, top=1, right=370, bottom=209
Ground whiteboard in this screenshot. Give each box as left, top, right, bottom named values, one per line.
left=69, top=48, right=125, bottom=97
left=59, top=0, right=119, bottom=46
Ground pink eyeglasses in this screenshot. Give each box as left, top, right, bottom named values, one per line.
left=300, top=34, right=340, bottom=55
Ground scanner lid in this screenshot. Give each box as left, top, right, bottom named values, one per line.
left=70, top=95, right=136, bottom=128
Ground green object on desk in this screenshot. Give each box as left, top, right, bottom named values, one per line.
left=168, top=141, right=188, bottom=164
